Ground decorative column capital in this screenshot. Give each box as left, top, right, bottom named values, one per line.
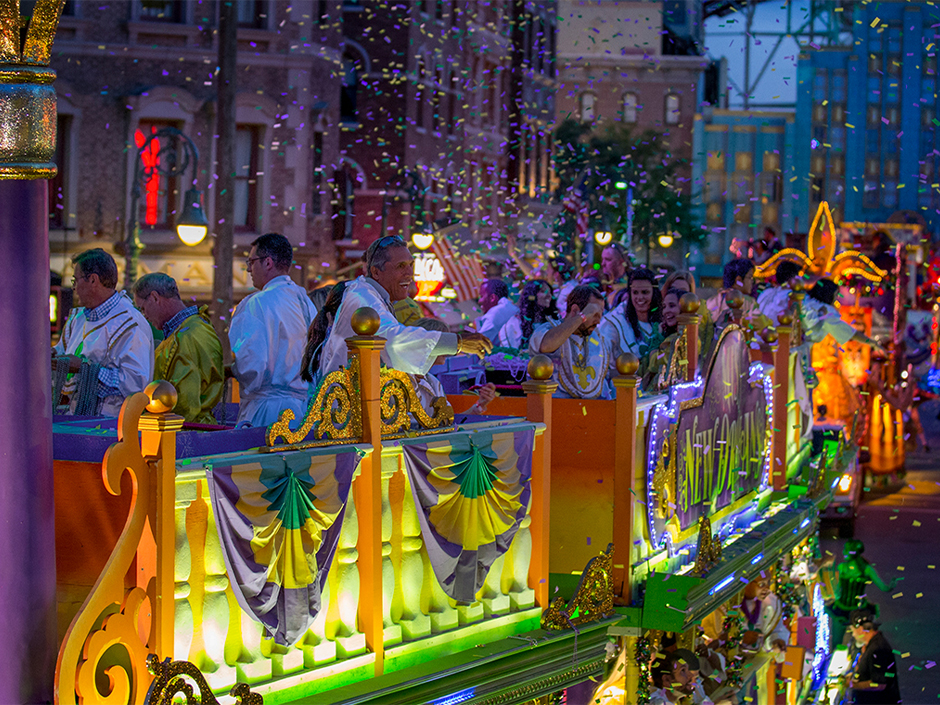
left=0, top=0, right=64, bottom=180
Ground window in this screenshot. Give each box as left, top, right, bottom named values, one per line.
left=312, top=131, right=323, bottom=215
left=622, top=93, right=638, bottom=123
left=139, top=0, right=184, bottom=22
left=134, top=121, right=180, bottom=229
left=867, top=104, right=881, bottom=129
left=233, top=126, right=260, bottom=230
left=812, top=104, right=827, bottom=125
left=317, top=0, right=329, bottom=26
left=831, top=103, right=846, bottom=125
left=341, top=53, right=360, bottom=124
left=236, top=0, right=266, bottom=28
left=415, top=57, right=426, bottom=129
left=579, top=92, right=595, bottom=122
left=665, top=94, right=680, bottom=124
left=49, top=115, right=70, bottom=230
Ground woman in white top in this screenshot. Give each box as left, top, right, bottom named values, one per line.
left=599, top=267, right=663, bottom=371
left=498, top=279, right=557, bottom=350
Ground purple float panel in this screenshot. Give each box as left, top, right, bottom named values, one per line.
left=0, top=179, right=56, bottom=703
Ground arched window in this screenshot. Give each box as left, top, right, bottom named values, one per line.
left=622, top=92, right=638, bottom=123
left=579, top=92, right=596, bottom=122
left=665, top=93, right=680, bottom=124
left=341, top=53, right=361, bottom=123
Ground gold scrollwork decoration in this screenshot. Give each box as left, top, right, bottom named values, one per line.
left=267, top=356, right=363, bottom=447
left=652, top=426, right=677, bottom=520
left=144, top=655, right=263, bottom=705
left=541, top=544, right=615, bottom=630
left=690, top=516, right=722, bottom=577
left=55, top=392, right=155, bottom=705
left=379, top=367, right=454, bottom=437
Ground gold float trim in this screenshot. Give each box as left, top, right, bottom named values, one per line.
left=541, top=544, right=615, bottom=630
left=144, top=654, right=262, bottom=705
left=379, top=367, right=454, bottom=437
left=690, top=515, right=722, bottom=577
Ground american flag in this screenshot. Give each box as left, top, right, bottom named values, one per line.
left=430, top=224, right=484, bottom=302
left=562, top=177, right=589, bottom=241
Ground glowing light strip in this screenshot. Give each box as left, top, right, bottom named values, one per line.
left=811, top=583, right=832, bottom=687
left=750, top=553, right=764, bottom=565
left=645, top=375, right=703, bottom=552
left=431, top=687, right=476, bottom=705
left=709, top=573, right=736, bottom=595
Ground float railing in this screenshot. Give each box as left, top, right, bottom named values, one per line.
left=54, top=308, right=545, bottom=703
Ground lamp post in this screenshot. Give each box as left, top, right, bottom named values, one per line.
left=124, top=126, right=208, bottom=290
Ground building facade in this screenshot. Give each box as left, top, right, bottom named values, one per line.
left=554, top=0, right=707, bottom=267
left=691, top=109, right=797, bottom=279
left=794, top=0, right=940, bottom=235
left=335, top=0, right=557, bottom=269
left=50, top=0, right=344, bottom=298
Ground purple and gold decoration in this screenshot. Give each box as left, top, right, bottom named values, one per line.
left=401, top=426, right=535, bottom=602
left=0, top=1, right=64, bottom=701
left=206, top=447, right=363, bottom=646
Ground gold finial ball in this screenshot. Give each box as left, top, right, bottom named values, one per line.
left=616, top=352, right=640, bottom=376
left=527, top=354, right=554, bottom=380
left=762, top=328, right=779, bottom=344
left=145, top=380, right=178, bottom=413
left=790, top=278, right=806, bottom=293
left=726, top=289, right=745, bottom=310
left=679, top=292, right=700, bottom=314
left=351, top=307, right=381, bottom=336
left=777, top=311, right=794, bottom=326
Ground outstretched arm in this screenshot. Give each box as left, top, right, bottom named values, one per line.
left=865, top=562, right=897, bottom=592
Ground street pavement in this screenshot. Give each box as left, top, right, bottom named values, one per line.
left=821, top=401, right=940, bottom=704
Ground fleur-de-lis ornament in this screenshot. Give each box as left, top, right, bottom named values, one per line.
left=755, top=202, right=887, bottom=285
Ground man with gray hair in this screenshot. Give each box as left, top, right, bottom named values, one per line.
left=319, top=235, right=492, bottom=378
left=53, top=248, right=154, bottom=416
left=133, top=273, right=224, bottom=424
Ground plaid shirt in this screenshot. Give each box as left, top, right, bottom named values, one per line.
left=163, top=305, right=199, bottom=339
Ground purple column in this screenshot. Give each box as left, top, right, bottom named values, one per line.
left=0, top=180, right=56, bottom=703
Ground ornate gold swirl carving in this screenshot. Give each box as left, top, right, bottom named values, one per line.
left=267, top=357, right=363, bottom=447
left=690, top=516, right=722, bottom=577
left=541, top=544, right=615, bottom=630
left=145, top=655, right=263, bottom=705
left=379, top=367, right=454, bottom=437
left=652, top=427, right=677, bottom=520
left=55, top=392, right=155, bottom=704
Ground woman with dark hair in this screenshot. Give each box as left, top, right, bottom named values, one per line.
left=641, top=287, right=686, bottom=391
left=498, top=279, right=557, bottom=350
left=301, top=281, right=349, bottom=392
left=599, top=267, right=663, bottom=366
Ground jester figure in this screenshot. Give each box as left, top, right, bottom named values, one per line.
left=823, top=539, right=897, bottom=650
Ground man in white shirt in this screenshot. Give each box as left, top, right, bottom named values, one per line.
left=320, top=235, right=492, bottom=378
left=529, top=284, right=613, bottom=400
left=229, top=233, right=317, bottom=428
left=757, top=260, right=803, bottom=324
left=53, top=248, right=153, bottom=416
left=475, top=278, right=517, bottom=342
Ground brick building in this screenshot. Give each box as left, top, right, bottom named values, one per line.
left=49, top=0, right=344, bottom=298
left=554, top=0, right=707, bottom=267
left=335, top=0, right=557, bottom=269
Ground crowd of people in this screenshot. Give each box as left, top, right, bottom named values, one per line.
left=52, top=230, right=886, bottom=427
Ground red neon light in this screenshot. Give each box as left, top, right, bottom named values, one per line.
left=134, top=127, right=161, bottom=226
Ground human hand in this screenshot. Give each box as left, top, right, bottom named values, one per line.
left=468, top=383, right=497, bottom=414
left=458, top=333, right=493, bottom=358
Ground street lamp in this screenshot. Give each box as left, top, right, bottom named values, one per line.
left=658, top=232, right=674, bottom=248
left=594, top=229, right=614, bottom=246
left=124, top=126, right=207, bottom=290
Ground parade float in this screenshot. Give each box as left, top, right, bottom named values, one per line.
left=50, top=282, right=852, bottom=705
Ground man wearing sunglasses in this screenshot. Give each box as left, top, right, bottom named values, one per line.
left=319, top=235, right=492, bottom=378
left=229, top=233, right=317, bottom=427
left=846, top=610, right=901, bottom=704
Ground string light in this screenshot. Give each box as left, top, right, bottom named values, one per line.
left=811, top=583, right=831, bottom=688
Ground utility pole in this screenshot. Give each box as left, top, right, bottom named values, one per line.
left=211, top=0, right=237, bottom=359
